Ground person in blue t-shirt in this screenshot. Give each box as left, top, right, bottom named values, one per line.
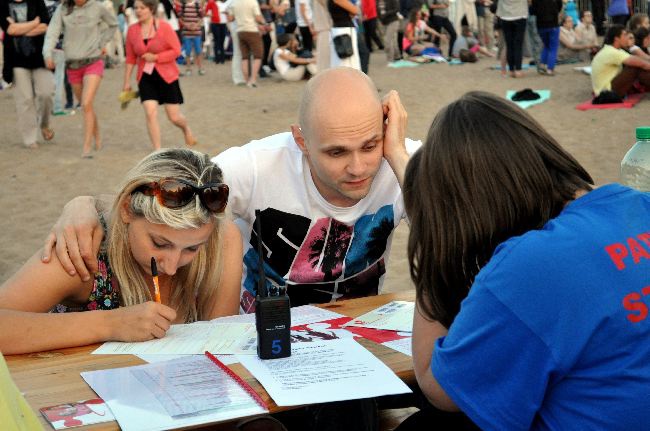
left=400, top=91, right=650, bottom=430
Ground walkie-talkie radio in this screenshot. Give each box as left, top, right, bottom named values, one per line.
left=254, top=210, right=291, bottom=359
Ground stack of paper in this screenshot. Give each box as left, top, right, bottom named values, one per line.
left=82, top=355, right=267, bottom=431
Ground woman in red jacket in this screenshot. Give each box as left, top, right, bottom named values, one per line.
left=123, top=0, right=196, bottom=150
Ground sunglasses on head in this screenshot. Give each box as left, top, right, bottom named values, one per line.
left=134, top=178, right=229, bottom=213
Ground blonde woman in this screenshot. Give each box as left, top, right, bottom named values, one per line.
left=0, top=148, right=242, bottom=355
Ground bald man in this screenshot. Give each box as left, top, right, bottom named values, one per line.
left=44, top=68, right=418, bottom=313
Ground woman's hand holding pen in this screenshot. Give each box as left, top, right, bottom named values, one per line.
left=107, top=302, right=177, bottom=342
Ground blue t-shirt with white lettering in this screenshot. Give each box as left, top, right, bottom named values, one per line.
left=431, top=184, right=650, bottom=431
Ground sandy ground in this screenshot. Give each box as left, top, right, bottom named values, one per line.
left=0, top=52, right=647, bottom=286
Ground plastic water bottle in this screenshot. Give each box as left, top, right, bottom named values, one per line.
left=621, top=127, right=650, bottom=192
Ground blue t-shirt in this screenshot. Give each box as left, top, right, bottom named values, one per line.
left=431, top=184, right=650, bottom=430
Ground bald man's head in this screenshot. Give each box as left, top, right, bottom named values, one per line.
left=298, top=68, right=382, bottom=142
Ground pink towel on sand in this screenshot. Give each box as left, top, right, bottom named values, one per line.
left=576, top=93, right=645, bottom=111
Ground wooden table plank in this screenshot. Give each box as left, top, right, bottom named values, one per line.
left=6, top=291, right=415, bottom=430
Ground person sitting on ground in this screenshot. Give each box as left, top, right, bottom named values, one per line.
left=272, top=33, right=317, bottom=81
left=0, top=148, right=242, bottom=355
left=627, top=12, right=649, bottom=32
left=628, top=27, right=650, bottom=60
left=634, top=27, right=650, bottom=56
left=558, top=14, right=596, bottom=63
left=403, top=9, right=446, bottom=56
left=590, top=24, right=650, bottom=97
left=402, top=91, right=650, bottom=430
left=451, top=25, right=494, bottom=60
left=574, top=10, right=599, bottom=58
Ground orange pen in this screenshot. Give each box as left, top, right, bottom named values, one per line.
left=150, top=257, right=161, bottom=303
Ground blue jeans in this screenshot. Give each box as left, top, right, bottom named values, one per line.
left=538, top=26, right=559, bottom=70
left=182, top=36, right=202, bottom=57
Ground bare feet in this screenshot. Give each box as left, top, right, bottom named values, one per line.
left=41, top=127, right=55, bottom=141
left=184, top=128, right=197, bottom=146
left=24, top=142, right=39, bottom=149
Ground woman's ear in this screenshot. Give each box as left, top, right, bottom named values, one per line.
left=120, top=197, right=133, bottom=224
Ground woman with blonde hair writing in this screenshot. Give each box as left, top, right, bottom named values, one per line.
left=0, top=148, right=242, bottom=354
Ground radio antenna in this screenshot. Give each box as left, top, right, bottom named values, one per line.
left=255, top=209, right=268, bottom=298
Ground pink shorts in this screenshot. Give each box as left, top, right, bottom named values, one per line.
left=66, top=59, right=104, bottom=85
left=470, top=45, right=480, bottom=54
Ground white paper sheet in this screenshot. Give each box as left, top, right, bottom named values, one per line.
left=210, top=305, right=345, bottom=328
left=137, top=354, right=239, bottom=366
left=81, top=356, right=267, bottom=431
left=382, top=337, right=413, bottom=357
left=92, top=322, right=257, bottom=355
left=236, top=339, right=411, bottom=406
left=344, top=301, right=415, bottom=333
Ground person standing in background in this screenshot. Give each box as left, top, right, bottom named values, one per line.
left=428, top=0, right=456, bottom=59
left=228, top=0, right=265, bottom=87
left=43, top=0, right=118, bottom=158
left=297, top=0, right=314, bottom=51
left=608, top=0, right=629, bottom=26
left=312, top=0, right=331, bottom=70
left=496, top=0, right=528, bottom=78
left=205, top=0, right=227, bottom=63
left=361, top=0, right=383, bottom=52
left=328, top=0, right=361, bottom=69
left=532, top=0, right=561, bottom=76
left=377, top=0, right=400, bottom=62
left=1, top=0, right=55, bottom=149
left=177, top=0, right=205, bottom=75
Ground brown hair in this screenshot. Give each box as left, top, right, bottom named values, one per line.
left=404, top=91, right=593, bottom=327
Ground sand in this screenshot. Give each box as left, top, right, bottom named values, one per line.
left=0, top=53, right=646, bottom=285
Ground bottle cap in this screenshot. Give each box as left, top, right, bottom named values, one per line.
left=636, top=127, right=650, bottom=140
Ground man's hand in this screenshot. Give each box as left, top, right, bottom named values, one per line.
left=45, top=57, right=55, bottom=70
left=382, top=90, right=409, bottom=187
left=108, top=302, right=177, bottom=341
left=42, top=196, right=103, bottom=281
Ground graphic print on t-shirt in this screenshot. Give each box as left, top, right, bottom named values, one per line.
left=240, top=205, right=395, bottom=312
left=9, top=2, right=37, bottom=57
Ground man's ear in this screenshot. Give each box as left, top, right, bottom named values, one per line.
left=120, top=197, right=133, bottom=224
left=291, top=124, right=308, bottom=155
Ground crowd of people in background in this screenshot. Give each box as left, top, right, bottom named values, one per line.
left=2, top=0, right=650, bottom=154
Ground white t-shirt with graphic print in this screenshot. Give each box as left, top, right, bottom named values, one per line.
left=212, top=132, right=419, bottom=313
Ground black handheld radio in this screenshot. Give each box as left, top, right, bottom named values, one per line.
left=254, top=210, right=291, bottom=359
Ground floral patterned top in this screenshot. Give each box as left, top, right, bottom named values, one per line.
left=51, top=216, right=121, bottom=313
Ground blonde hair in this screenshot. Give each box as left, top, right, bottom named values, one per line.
left=107, top=149, right=226, bottom=323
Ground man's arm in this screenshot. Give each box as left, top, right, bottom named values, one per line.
left=5, top=16, right=40, bottom=36
left=412, top=303, right=459, bottom=411
left=623, top=54, right=650, bottom=70
left=24, top=23, right=47, bottom=36
left=332, top=0, right=359, bottom=15
left=381, top=90, right=409, bottom=188
left=42, top=195, right=113, bottom=281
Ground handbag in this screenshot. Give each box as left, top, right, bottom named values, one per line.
left=333, top=32, right=354, bottom=59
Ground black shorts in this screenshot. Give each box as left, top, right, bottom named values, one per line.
left=138, top=69, right=184, bottom=105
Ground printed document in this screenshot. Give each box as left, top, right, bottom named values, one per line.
left=92, top=322, right=257, bottom=355
left=344, top=301, right=415, bottom=333
left=237, top=339, right=411, bottom=406
left=81, top=355, right=266, bottom=431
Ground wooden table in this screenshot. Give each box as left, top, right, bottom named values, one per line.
left=6, top=291, right=416, bottom=430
